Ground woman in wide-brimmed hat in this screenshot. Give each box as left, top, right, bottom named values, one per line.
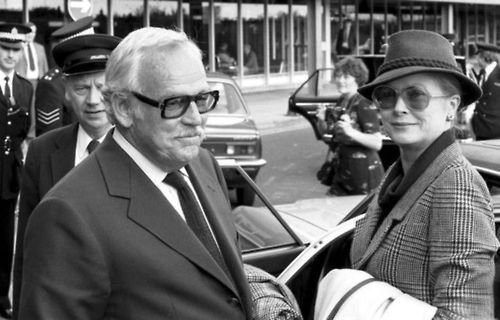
left=317, top=30, right=499, bottom=320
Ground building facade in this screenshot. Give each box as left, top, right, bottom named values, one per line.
left=6, top=0, right=500, bottom=92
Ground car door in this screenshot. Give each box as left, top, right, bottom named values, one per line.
left=220, top=160, right=307, bottom=276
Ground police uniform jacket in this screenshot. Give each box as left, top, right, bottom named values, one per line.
left=471, top=64, right=500, bottom=140
left=35, top=67, right=76, bottom=136
left=18, top=132, right=252, bottom=319
left=350, top=142, right=498, bottom=319
left=0, top=73, right=32, bottom=200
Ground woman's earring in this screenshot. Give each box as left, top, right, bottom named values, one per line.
left=446, top=114, right=454, bottom=121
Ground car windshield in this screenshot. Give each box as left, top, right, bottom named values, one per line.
left=208, top=81, right=247, bottom=115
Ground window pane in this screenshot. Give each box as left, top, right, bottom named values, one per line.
left=243, top=3, right=264, bottom=76
left=215, top=2, right=238, bottom=76
left=27, top=0, right=64, bottom=69
left=293, top=4, right=308, bottom=72
left=149, top=0, right=178, bottom=29
left=269, top=2, right=289, bottom=74
left=113, top=0, right=143, bottom=38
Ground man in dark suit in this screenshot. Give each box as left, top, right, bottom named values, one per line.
left=0, top=23, right=32, bottom=319
left=12, top=33, right=119, bottom=319
left=18, top=27, right=252, bottom=319
left=34, top=17, right=94, bottom=136
left=470, top=42, right=500, bottom=140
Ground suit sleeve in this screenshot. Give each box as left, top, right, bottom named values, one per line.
left=13, top=138, right=42, bottom=316
left=18, top=198, right=110, bottom=320
left=429, top=166, right=498, bottom=319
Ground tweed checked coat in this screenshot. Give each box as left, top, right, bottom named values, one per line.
left=350, top=142, right=499, bottom=320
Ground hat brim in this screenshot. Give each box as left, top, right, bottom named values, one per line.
left=63, top=60, right=107, bottom=76
left=358, top=66, right=482, bottom=107
left=0, top=40, right=23, bottom=50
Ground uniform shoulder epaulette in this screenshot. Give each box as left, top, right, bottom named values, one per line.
left=42, top=68, right=62, bottom=81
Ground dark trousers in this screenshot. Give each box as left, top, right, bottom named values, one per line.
left=0, top=198, right=16, bottom=306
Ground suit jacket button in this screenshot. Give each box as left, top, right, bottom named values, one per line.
left=227, top=297, right=240, bottom=307
left=7, top=121, right=11, bottom=125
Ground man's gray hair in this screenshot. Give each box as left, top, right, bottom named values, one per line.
left=102, top=27, right=203, bottom=123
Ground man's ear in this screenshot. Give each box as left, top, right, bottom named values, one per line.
left=110, top=92, right=134, bottom=128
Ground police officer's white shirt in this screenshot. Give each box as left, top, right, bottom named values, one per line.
left=74, top=125, right=105, bottom=166
left=484, top=61, right=497, bottom=82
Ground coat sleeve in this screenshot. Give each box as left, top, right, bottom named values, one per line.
left=18, top=198, right=110, bottom=320
left=13, top=138, right=42, bottom=317
left=428, top=165, right=498, bottom=320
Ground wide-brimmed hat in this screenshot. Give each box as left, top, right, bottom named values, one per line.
left=358, top=30, right=482, bottom=107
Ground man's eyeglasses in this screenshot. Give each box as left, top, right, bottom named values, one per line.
left=131, top=90, right=219, bottom=119
left=371, top=85, right=451, bottom=111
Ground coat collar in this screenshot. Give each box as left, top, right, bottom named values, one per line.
left=95, top=133, right=241, bottom=299
left=351, top=142, right=463, bottom=269
left=50, top=123, right=79, bottom=184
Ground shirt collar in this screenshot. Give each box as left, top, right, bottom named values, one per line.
left=112, top=129, right=188, bottom=187
left=75, top=125, right=106, bottom=165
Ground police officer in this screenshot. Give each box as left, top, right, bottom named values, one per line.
left=0, top=23, right=32, bottom=319
left=470, top=42, right=500, bottom=140
left=13, top=33, right=120, bottom=319
left=34, top=17, right=94, bottom=136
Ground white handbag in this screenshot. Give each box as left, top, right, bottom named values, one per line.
left=314, top=269, right=437, bottom=320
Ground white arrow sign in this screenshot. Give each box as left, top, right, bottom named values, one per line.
left=68, top=0, right=93, bottom=20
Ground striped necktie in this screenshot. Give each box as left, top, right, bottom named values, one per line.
left=87, top=139, right=100, bottom=154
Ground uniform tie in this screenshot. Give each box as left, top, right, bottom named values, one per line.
left=478, top=69, right=486, bottom=87
left=4, top=76, right=11, bottom=100
left=163, top=171, right=227, bottom=271
left=27, top=44, right=35, bottom=71
left=86, top=139, right=100, bottom=154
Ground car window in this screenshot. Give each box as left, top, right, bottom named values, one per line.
left=295, top=69, right=338, bottom=98
left=208, top=81, right=246, bottom=115
left=219, top=165, right=301, bottom=253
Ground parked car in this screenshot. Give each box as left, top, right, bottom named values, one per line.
left=203, top=72, right=266, bottom=205
left=226, top=138, right=500, bottom=318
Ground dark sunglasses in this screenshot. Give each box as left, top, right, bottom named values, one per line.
left=131, top=90, right=219, bottom=119
left=371, top=85, right=451, bottom=111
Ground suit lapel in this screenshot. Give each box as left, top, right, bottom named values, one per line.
left=187, top=160, right=252, bottom=314
left=50, top=124, right=78, bottom=185
left=96, top=136, right=239, bottom=297
left=353, top=143, right=462, bottom=269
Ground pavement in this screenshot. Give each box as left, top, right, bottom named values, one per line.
left=242, top=88, right=310, bottom=135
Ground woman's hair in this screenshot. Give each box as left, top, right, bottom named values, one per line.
left=334, top=56, right=370, bottom=86
left=437, top=72, right=462, bottom=97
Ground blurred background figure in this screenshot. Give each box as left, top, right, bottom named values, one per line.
left=0, top=22, right=33, bottom=320
left=34, top=17, right=94, bottom=136
left=15, top=22, right=48, bottom=88
left=243, top=43, right=259, bottom=75
left=469, top=42, right=500, bottom=140
left=326, top=56, right=384, bottom=196
left=216, top=42, right=237, bottom=76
